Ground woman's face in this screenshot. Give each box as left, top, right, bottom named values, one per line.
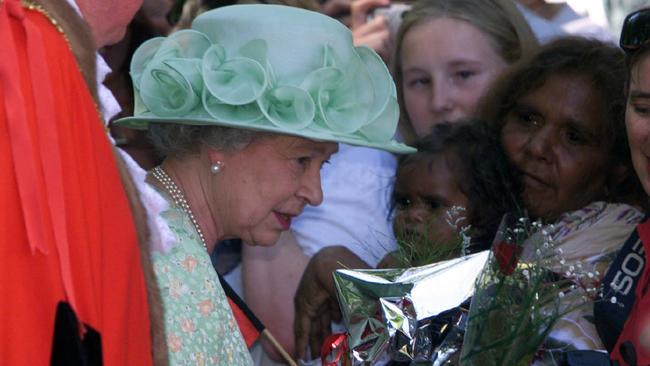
left=626, top=54, right=650, bottom=196
left=501, top=74, right=612, bottom=221
left=216, top=135, right=338, bottom=246
left=392, top=154, right=469, bottom=244
left=400, top=17, right=508, bottom=138
left=78, top=0, right=145, bottom=47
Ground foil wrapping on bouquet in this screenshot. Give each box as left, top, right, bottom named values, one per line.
left=332, top=251, right=489, bottom=365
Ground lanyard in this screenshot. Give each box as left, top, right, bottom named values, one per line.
left=594, top=218, right=650, bottom=352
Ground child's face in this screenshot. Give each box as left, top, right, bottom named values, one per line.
left=400, top=17, right=508, bottom=138
left=626, top=54, right=650, bottom=197
left=393, top=155, right=470, bottom=244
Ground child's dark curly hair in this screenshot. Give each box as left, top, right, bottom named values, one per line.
left=398, top=121, right=522, bottom=251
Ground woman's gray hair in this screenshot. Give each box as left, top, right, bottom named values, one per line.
left=147, top=123, right=262, bottom=157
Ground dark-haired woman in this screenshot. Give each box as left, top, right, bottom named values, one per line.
left=481, top=37, right=647, bottom=357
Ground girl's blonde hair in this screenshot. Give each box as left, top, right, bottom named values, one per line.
left=394, top=0, right=539, bottom=142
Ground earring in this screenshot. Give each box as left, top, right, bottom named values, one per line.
left=210, top=161, right=223, bottom=174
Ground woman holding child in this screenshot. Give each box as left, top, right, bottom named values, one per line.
left=481, top=37, right=647, bottom=358
left=295, top=35, right=649, bottom=362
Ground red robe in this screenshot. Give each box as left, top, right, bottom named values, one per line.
left=0, top=1, right=153, bottom=364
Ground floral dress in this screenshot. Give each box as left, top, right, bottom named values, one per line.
left=152, top=194, right=253, bottom=366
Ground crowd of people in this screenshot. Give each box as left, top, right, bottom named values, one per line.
left=2, top=0, right=650, bottom=365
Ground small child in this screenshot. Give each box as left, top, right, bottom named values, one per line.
left=385, top=121, right=521, bottom=267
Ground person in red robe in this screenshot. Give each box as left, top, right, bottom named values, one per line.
left=0, top=0, right=155, bottom=364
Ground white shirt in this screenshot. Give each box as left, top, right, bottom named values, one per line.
left=65, top=0, right=176, bottom=253
left=517, top=3, right=615, bottom=44
left=292, top=143, right=398, bottom=267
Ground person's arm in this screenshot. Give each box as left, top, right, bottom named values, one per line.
left=294, top=245, right=370, bottom=360
left=242, top=230, right=308, bottom=361
left=350, top=0, right=393, bottom=63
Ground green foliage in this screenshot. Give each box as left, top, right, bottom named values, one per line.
left=460, top=216, right=589, bottom=366
left=390, top=206, right=471, bottom=268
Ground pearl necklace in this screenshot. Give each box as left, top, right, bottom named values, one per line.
left=151, top=166, right=208, bottom=250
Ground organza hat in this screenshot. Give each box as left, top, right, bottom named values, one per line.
left=114, top=4, right=414, bottom=153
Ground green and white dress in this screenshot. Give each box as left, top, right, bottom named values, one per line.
left=152, top=193, right=253, bottom=366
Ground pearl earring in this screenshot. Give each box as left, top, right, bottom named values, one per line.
left=210, top=161, right=223, bottom=174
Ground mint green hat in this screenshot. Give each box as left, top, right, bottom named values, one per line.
left=114, top=4, right=414, bottom=154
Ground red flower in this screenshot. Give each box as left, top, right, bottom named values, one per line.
left=321, top=333, right=349, bottom=366
left=493, top=240, right=523, bottom=276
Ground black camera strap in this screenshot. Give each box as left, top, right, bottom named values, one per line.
left=594, top=217, right=650, bottom=353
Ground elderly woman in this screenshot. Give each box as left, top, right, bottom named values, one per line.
left=477, top=37, right=648, bottom=359
left=114, top=4, right=412, bottom=365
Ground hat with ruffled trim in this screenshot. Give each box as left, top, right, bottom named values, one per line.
left=114, top=4, right=414, bottom=154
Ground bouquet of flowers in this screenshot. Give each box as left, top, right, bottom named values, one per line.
left=460, top=214, right=597, bottom=365
left=329, top=205, right=615, bottom=365
left=331, top=251, right=489, bottom=365
left=326, top=207, right=488, bottom=365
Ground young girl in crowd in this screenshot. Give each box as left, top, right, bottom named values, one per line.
left=386, top=122, right=520, bottom=267
left=394, top=0, right=538, bottom=141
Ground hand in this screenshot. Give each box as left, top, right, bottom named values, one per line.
left=293, top=246, right=369, bottom=360
left=377, top=251, right=401, bottom=269
left=139, top=0, right=173, bottom=35
left=351, top=0, right=393, bottom=63
left=321, top=0, right=352, bottom=19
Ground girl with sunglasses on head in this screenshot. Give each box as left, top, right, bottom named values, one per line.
left=595, top=7, right=650, bottom=366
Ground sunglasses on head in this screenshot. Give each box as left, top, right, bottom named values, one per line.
left=620, top=7, right=650, bottom=54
